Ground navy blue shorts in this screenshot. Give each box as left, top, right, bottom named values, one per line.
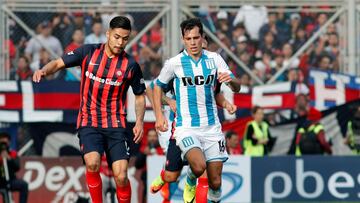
left=78, top=127, right=130, bottom=165
left=165, top=139, right=188, bottom=171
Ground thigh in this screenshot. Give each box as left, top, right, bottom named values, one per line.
left=174, top=128, right=202, bottom=159
left=103, top=128, right=130, bottom=165
left=203, top=133, right=228, bottom=163
left=165, top=139, right=183, bottom=172
left=78, top=127, right=105, bottom=156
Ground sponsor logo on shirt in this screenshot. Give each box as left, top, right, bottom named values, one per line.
left=85, top=71, right=122, bottom=86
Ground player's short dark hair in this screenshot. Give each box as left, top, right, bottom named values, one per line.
left=109, top=16, right=131, bottom=31
left=180, top=18, right=203, bottom=37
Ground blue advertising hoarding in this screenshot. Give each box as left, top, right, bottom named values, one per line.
left=252, top=156, right=360, bottom=202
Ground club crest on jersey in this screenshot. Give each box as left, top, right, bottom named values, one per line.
left=204, top=58, right=216, bottom=69
left=116, top=71, right=122, bottom=77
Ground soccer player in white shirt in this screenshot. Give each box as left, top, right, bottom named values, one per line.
left=153, top=18, right=240, bottom=203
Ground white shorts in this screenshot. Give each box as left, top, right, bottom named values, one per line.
left=158, top=108, right=173, bottom=153
left=174, top=124, right=228, bottom=162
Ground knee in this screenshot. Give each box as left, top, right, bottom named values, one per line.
left=114, top=173, right=128, bottom=186
left=86, top=162, right=100, bottom=172
left=191, top=162, right=206, bottom=177
left=163, top=172, right=178, bottom=183
left=208, top=177, right=221, bottom=190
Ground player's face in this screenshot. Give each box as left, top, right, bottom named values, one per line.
left=182, top=26, right=203, bottom=58
left=106, top=28, right=131, bottom=55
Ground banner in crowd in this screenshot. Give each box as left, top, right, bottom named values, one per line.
left=0, top=80, right=296, bottom=123
left=309, top=69, right=360, bottom=110
left=147, top=155, right=360, bottom=203
left=1, top=70, right=359, bottom=123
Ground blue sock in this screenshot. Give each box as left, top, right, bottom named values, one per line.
left=186, top=168, right=197, bottom=186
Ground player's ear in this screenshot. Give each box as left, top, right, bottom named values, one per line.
left=106, top=30, right=110, bottom=39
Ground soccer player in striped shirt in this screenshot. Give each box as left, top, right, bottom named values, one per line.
left=33, top=16, right=146, bottom=203
left=153, top=18, right=240, bottom=203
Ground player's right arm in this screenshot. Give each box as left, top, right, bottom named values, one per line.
left=154, top=60, right=174, bottom=132
left=32, top=58, right=65, bottom=82
left=33, top=45, right=87, bottom=83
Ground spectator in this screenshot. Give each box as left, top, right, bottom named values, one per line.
left=52, top=13, right=76, bottom=48
left=269, top=52, right=287, bottom=82
left=216, top=11, right=230, bottom=38
left=243, top=106, right=275, bottom=156
left=0, top=132, right=28, bottom=203
left=289, top=13, right=302, bottom=42
left=324, top=32, right=339, bottom=60
left=295, top=108, right=332, bottom=155
left=317, top=54, right=333, bottom=71
left=225, top=131, right=242, bottom=154
left=84, top=21, right=106, bottom=44
left=65, top=29, right=85, bottom=53
left=282, top=43, right=300, bottom=69
left=63, top=29, right=84, bottom=81
left=254, top=51, right=272, bottom=81
left=290, top=26, right=307, bottom=52
left=231, top=23, right=249, bottom=48
left=25, top=20, right=63, bottom=71
left=233, top=5, right=268, bottom=44
left=234, top=35, right=249, bottom=56
left=344, top=106, right=360, bottom=155
left=10, top=56, right=33, bottom=80
left=257, top=31, right=278, bottom=58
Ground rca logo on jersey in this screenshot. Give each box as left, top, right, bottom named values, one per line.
left=182, top=74, right=215, bottom=86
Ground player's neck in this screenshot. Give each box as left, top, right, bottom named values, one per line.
left=186, top=49, right=202, bottom=62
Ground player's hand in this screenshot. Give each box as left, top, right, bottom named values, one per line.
left=167, top=99, right=177, bottom=113
left=155, top=114, right=168, bottom=132
left=133, top=121, right=144, bottom=144
left=33, top=69, right=47, bottom=83
left=225, top=102, right=237, bottom=114
left=218, top=72, right=232, bottom=83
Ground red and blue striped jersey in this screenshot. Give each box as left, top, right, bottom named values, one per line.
left=62, top=44, right=146, bottom=129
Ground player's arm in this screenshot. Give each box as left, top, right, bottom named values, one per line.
left=33, top=45, right=86, bottom=83
left=215, top=93, right=236, bottom=115
left=216, top=53, right=241, bottom=92
left=33, top=58, right=65, bottom=82
left=154, top=60, right=173, bottom=132
left=146, top=84, right=155, bottom=109
left=134, top=93, right=146, bottom=143
left=130, top=63, right=147, bottom=143
left=162, top=95, right=176, bottom=113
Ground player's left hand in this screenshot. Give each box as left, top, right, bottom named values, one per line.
left=225, top=102, right=237, bottom=115
left=218, top=71, right=232, bottom=83
left=133, top=122, right=144, bottom=144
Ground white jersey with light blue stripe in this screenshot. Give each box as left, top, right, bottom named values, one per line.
left=156, top=49, right=234, bottom=128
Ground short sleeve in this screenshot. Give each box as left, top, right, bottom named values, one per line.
left=130, top=63, right=146, bottom=95
left=215, top=53, right=235, bottom=79
left=156, top=60, right=174, bottom=89
left=61, top=45, right=87, bottom=68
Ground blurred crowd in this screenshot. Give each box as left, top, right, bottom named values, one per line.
left=6, top=5, right=342, bottom=86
